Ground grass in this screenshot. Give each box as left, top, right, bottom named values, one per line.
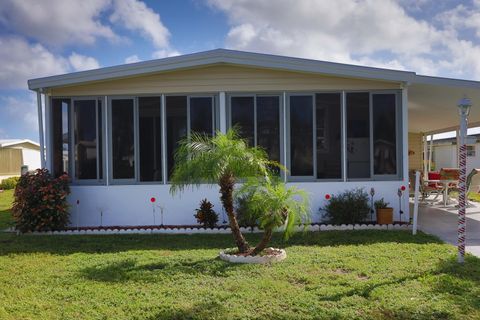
left=0, top=230, right=478, bottom=319
left=0, top=189, right=14, bottom=229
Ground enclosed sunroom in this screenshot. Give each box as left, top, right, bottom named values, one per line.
left=28, top=49, right=480, bottom=227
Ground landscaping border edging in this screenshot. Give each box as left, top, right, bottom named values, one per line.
left=219, top=248, right=287, bottom=264
left=4, top=223, right=412, bottom=235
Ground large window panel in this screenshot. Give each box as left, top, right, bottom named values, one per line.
left=166, top=96, right=187, bottom=179
left=257, top=96, right=280, bottom=162
left=373, top=93, right=397, bottom=175
left=51, top=98, right=70, bottom=177
left=73, top=100, right=100, bottom=180
left=231, top=96, right=255, bottom=146
left=290, top=96, right=314, bottom=176
left=316, top=93, right=342, bottom=179
left=139, top=97, right=162, bottom=182
left=346, top=92, right=370, bottom=179
left=111, top=99, right=135, bottom=180
left=190, top=97, right=213, bottom=136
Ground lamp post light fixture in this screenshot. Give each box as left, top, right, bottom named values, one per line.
left=457, top=96, right=472, bottom=264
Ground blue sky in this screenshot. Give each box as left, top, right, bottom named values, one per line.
left=1, top=0, right=480, bottom=142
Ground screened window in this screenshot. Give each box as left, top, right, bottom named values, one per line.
left=139, top=97, right=162, bottom=182
left=190, top=97, right=214, bottom=136
left=373, top=93, right=397, bottom=175
left=316, top=93, right=342, bottom=179
left=230, top=96, right=281, bottom=163
left=51, top=98, right=70, bottom=177
left=166, top=95, right=214, bottom=179
left=111, top=99, right=135, bottom=180
left=290, top=96, right=314, bottom=176
left=230, top=96, right=255, bottom=146
left=166, top=96, right=187, bottom=179
left=346, top=93, right=370, bottom=179
left=73, top=99, right=103, bottom=180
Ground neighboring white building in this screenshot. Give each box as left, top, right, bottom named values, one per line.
left=432, top=136, right=480, bottom=174
left=0, top=139, right=41, bottom=181
left=27, top=49, right=480, bottom=227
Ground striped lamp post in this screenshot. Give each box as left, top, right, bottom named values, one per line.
left=457, top=96, right=472, bottom=264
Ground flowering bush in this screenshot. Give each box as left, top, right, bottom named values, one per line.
left=12, top=168, right=70, bottom=232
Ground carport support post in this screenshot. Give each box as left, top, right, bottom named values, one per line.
left=457, top=97, right=472, bottom=264
left=36, top=90, right=46, bottom=169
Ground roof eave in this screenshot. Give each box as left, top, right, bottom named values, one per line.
left=28, top=49, right=416, bottom=90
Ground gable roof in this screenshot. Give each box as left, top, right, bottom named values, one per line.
left=0, top=139, right=40, bottom=149
left=29, top=48, right=424, bottom=90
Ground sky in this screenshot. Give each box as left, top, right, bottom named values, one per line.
left=1, top=0, right=480, bottom=142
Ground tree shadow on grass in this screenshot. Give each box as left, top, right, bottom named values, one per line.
left=0, top=230, right=444, bottom=256
left=80, top=256, right=242, bottom=283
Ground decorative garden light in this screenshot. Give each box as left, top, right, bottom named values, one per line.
left=370, top=188, right=375, bottom=222
left=457, top=96, right=472, bottom=264
left=150, top=197, right=157, bottom=225
left=397, top=187, right=404, bottom=223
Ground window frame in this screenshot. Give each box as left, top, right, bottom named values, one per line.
left=108, top=96, right=137, bottom=184
left=49, top=97, right=72, bottom=178
left=165, top=93, right=218, bottom=182
left=227, top=92, right=285, bottom=177
left=370, top=90, right=403, bottom=181
left=70, top=96, right=106, bottom=185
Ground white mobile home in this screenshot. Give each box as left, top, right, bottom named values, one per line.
left=0, top=139, right=41, bottom=181
left=28, top=49, right=480, bottom=227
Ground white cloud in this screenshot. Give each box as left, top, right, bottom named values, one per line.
left=0, top=37, right=69, bottom=89
left=125, top=55, right=142, bottom=64
left=208, top=0, right=480, bottom=80
left=68, top=53, right=100, bottom=71
left=1, top=93, right=39, bottom=132
left=0, top=0, right=118, bottom=47
left=110, top=0, right=171, bottom=48
left=152, top=49, right=181, bottom=59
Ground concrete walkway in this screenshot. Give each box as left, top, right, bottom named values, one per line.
left=415, top=201, right=480, bottom=257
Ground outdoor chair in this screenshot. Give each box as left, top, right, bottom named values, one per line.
left=409, top=170, right=443, bottom=202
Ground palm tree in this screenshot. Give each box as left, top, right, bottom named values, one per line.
left=235, top=178, right=310, bottom=255
left=170, top=129, right=281, bottom=254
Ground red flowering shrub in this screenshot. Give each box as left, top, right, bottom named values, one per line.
left=12, top=169, right=70, bottom=232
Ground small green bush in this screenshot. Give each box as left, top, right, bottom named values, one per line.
left=194, top=199, right=218, bottom=228
left=374, top=198, right=390, bottom=209
left=322, top=188, right=370, bottom=224
left=0, top=176, right=20, bottom=190
left=12, top=168, right=70, bottom=232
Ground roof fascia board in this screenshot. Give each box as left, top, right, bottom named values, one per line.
left=412, top=75, right=480, bottom=88
left=28, top=49, right=415, bottom=90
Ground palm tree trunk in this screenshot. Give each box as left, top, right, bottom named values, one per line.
left=219, top=173, right=250, bottom=253
left=252, top=229, right=273, bottom=256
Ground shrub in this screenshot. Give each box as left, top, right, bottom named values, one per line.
left=194, top=199, right=218, bottom=228
left=374, top=198, right=390, bottom=209
left=322, top=188, right=370, bottom=224
left=12, top=168, right=70, bottom=232
left=0, top=176, right=20, bottom=190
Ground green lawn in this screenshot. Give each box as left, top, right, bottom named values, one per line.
left=0, top=189, right=14, bottom=229
left=0, top=230, right=478, bottom=319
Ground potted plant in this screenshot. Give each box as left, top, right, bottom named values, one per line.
left=374, top=198, right=393, bottom=225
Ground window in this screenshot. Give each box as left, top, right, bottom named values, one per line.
left=346, top=92, right=370, bottom=179
left=73, top=99, right=103, bottom=181
left=166, top=95, right=214, bottom=179
left=230, top=96, right=255, bottom=146
left=111, top=99, right=135, bottom=180
left=230, top=95, right=281, bottom=163
left=316, top=93, right=342, bottom=179
left=139, top=97, right=162, bottom=182
left=373, top=93, right=397, bottom=175
left=467, top=145, right=476, bottom=157
left=51, top=98, right=70, bottom=177
left=289, top=95, right=314, bottom=176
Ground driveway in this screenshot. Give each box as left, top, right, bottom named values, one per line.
left=415, top=202, right=480, bottom=257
